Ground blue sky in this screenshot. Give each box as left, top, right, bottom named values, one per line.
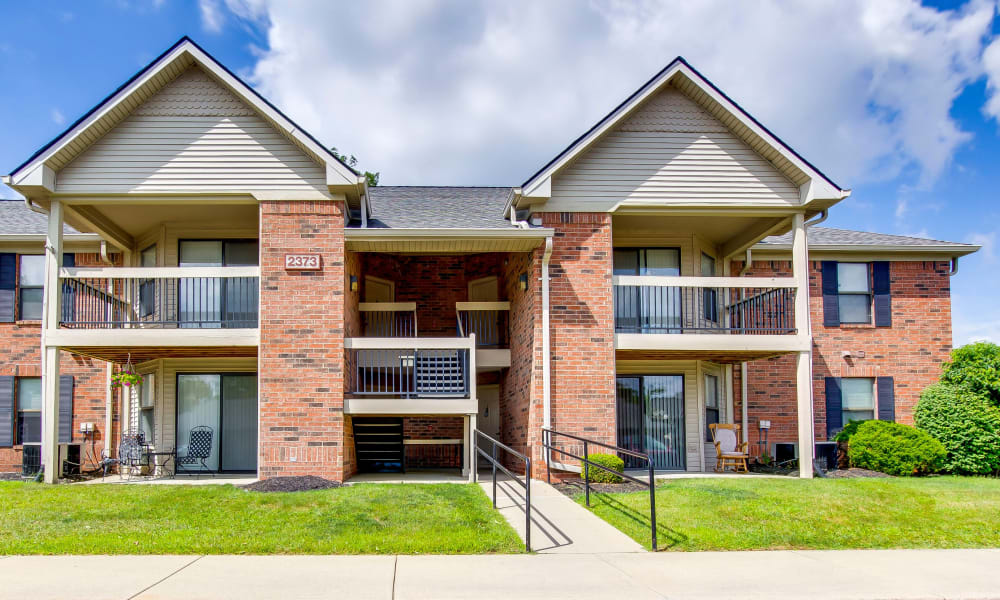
left=2, top=0, right=1000, bottom=344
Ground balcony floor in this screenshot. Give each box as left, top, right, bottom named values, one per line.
left=62, top=345, right=258, bottom=363
left=616, top=348, right=795, bottom=364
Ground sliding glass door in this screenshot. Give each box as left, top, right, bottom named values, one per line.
left=616, top=375, right=686, bottom=470
left=176, top=373, right=257, bottom=473
left=179, top=240, right=259, bottom=328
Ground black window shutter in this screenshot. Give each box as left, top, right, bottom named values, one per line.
left=825, top=377, right=842, bottom=438
left=0, top=253, right=15, bottom=323
left=821, top=261, right=840, bottom=327
left=872, top=262, right=891, bottom=327
left=0, top=376, right=13, bottom=447
left=877, top=376, right=895, bottom=422
left=59, top=375, right=74, bottom=443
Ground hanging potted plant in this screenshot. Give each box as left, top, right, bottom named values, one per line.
left=111, top=354, right=143, bottom=391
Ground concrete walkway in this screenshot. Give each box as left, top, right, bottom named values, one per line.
left=479, top=473, right=644, bottom=553
left=2, top=549, right=999, bottom=599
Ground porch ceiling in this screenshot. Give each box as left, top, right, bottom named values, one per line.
left=62, top=346, right=258, bottom=363
left=615, top=348, right=793, bottom=364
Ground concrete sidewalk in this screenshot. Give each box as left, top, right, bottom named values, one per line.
left=2, top=549, right=999, bottom=599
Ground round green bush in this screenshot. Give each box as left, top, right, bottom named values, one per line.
left=833, top=419, right=870, bottom=443
left=581, top=453, right=624, bottom=483
left=942, top=342, right=1000, bottom=407
left=848, top=420, right=946, bottom=476
left=915, top=383, right=1000, bottom=475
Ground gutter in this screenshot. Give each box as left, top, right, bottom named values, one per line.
left=949, top=257, right=960, bottom=277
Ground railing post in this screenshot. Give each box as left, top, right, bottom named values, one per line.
left=648, top=458, right=657, bottom=551
left=544, top=429, right=551, bottom=484
left=584, top=439, right=590, bottom=507
left=491, top=440, right=497, bottom=509
left=472, top=431, right=478, bottom=483
left=525, top=457, right=531, bottom=552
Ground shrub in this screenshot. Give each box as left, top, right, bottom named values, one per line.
left=848, top=420, right=946, bottom=476
left=941, top=342, right=1000, bottom=407
left=581, top=453, right=624, bottom=483
left=915, top=383, right=1000, bottom=475
left=833, top=419, right=869, bottom=443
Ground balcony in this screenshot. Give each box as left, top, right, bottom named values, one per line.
left=613, top=275, right=808, bottom=359
left=345, top=337, right=477, bottom=415
left=47, top=266, right=260, bottom=360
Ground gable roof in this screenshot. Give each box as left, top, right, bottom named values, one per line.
left=6, top=36, right=361, bottom=192
left=517, top=57, right=849, bottom=207
left=756, top=226, right=979, bottom=256
left=362, top=187, right=519, bottom=229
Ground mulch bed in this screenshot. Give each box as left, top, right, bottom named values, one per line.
left=554, top=477, right=650, bottom=496
left=0, top=472, right=25, bottom=481
left=241, top=475, right=342, bottom=492
left=823, top=467, right=892, bottom=479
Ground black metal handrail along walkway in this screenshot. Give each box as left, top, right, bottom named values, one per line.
left=473, top=430, right=531, bottom=552
left=542, top=427, right=658, bottom=550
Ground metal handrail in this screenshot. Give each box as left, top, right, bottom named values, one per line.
left=542, top=427, right=658, bottom=550
left=473, top=430, right=531, bottom=552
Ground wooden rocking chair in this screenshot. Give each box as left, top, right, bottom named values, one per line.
left=710, top=423, right=749, bottom=473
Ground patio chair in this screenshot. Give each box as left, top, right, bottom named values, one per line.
left=176, top=426, right=214, bottom=478
left=710, top=423, right=749, bottom=473
left=118, top=431, right=149, bottom=480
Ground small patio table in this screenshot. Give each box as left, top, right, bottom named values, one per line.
left=145, top=450, right=176, bottom=478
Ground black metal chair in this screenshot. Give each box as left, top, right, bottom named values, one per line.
left=176, top=426, right=214, bottom=478
left=117, top=431, right=149, bottom=480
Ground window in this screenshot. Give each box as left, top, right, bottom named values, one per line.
left=837, top=263, right=871, bottom=324
left=18, top=255, right=45, bottom=321
left=16, top=377, right=41, bottom=445
left=701, top=253, right=718, bottom=323
left=139, top=245, right=157, bottom=318
left=613, top=248, right=680, bottom=276
left=704, top=374, right=719, bottom=441
left=139, top=374, right=155, bottom=444
left=842, top=378, right=875, bottom=423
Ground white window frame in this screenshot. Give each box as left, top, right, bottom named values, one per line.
left=841, top=377, right=877, bottom=424
left=837, top=263, right=872, bottom=324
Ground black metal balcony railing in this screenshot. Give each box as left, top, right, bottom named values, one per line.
left=360, top=303, right=417, bottom=337
left=456, top=302, right=509, bottom=347
left=349, top=348, right=470, bottom=398
left=59, top=268, right=259, bottom=329
left=614, top=277, right=796, bottom=335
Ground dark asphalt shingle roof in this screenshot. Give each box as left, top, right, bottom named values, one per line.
left=362, top=187, right=517, bottom=229
left=759, top=227, right=975, bottom=249
left=0, top=200, right=83, bottom=235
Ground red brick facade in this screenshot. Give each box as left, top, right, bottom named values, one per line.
left=258, top=200, right=350, bottom=480
left=733, top=259, right=953, bottom=450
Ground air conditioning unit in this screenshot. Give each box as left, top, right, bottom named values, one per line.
left=773, top=441, right=839, bottom=471
left=59, top=443, right=82, bottom=476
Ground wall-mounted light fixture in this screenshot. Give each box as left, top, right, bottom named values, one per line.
left=519, top=273, right=529, bottom=291
left=349, top=275, right=358, bottom=292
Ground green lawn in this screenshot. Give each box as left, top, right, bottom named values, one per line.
left=574, top=476, right=1000, bottom=551
left=0, top=482, right=522, bottom=554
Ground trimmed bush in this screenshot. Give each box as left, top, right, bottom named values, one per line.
left=833, top=419, right=869, bottom=443
left=848, top=420, right=946, bottom=476
left=581, top=453, right=624, bottom=483
left=942, top=342, right=1000, bottom=407
left=915, top=383, right=1000, bottom=475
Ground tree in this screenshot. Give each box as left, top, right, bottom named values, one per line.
left=915, top=383, right=1000, bottom=475
left=941, top=341, right=1000, bottom=407
left=330, top=147, right=380, bottom=187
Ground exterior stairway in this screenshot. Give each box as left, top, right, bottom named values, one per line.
left=353, top=417, right=404, bottom=472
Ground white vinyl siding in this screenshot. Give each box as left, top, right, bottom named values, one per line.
left=57, top=67, right=327, bottom=194
left=552, top=86, right=799, bottom=208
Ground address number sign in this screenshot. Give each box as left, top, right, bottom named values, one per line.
left=284, top=254, right=322, bottom=270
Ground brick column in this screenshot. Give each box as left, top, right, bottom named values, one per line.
left=258, top=200, right=348, bottom=481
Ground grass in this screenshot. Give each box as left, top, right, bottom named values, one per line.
left=572, top=476, right=1000, bottom=551
left=0, top=481, right=523, bottom=554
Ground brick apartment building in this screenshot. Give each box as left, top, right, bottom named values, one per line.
left=0, top=38, right=977, bottom=483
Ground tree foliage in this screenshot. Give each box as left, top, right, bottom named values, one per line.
left=330, top=147, right=380, bottom=187
left=941, top=342, right=1000, bottom=407
left=915, top=383, right=1000, bottom=475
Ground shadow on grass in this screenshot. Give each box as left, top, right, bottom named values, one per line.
left=561, top=482, right=687, bottom=550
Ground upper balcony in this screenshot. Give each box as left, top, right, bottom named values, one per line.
left=48, top=265, right=260, bottom=361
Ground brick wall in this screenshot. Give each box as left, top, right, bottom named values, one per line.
left=360, top=253, right=505, bottom=335
left=258, top=200, right=349, bottom=481
left=733, top=259, right=953, bottom=448
left=403, top=416, right=464, bottom=468
left=0, top=252, right=115, bottom=473
left=540, top=213, right=616, bottom=474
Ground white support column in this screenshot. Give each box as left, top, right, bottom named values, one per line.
left=791, top=213, right=814, bottom=479
left=467, top=413, right=477, bottom=483
left=42, top=199, right=64, bottom=484
left=462, top=414, right=472, bottom=480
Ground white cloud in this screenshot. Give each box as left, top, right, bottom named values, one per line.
left=966, top=231, right=996, bottom=262
left=201, top=0, right=997, bottom=187
left=50, top=108, right=65, bottom=126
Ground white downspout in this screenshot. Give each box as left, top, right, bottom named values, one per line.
left=542, top=237, right=553, bottom=431
left=738, top=248, right=753, bottom=276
